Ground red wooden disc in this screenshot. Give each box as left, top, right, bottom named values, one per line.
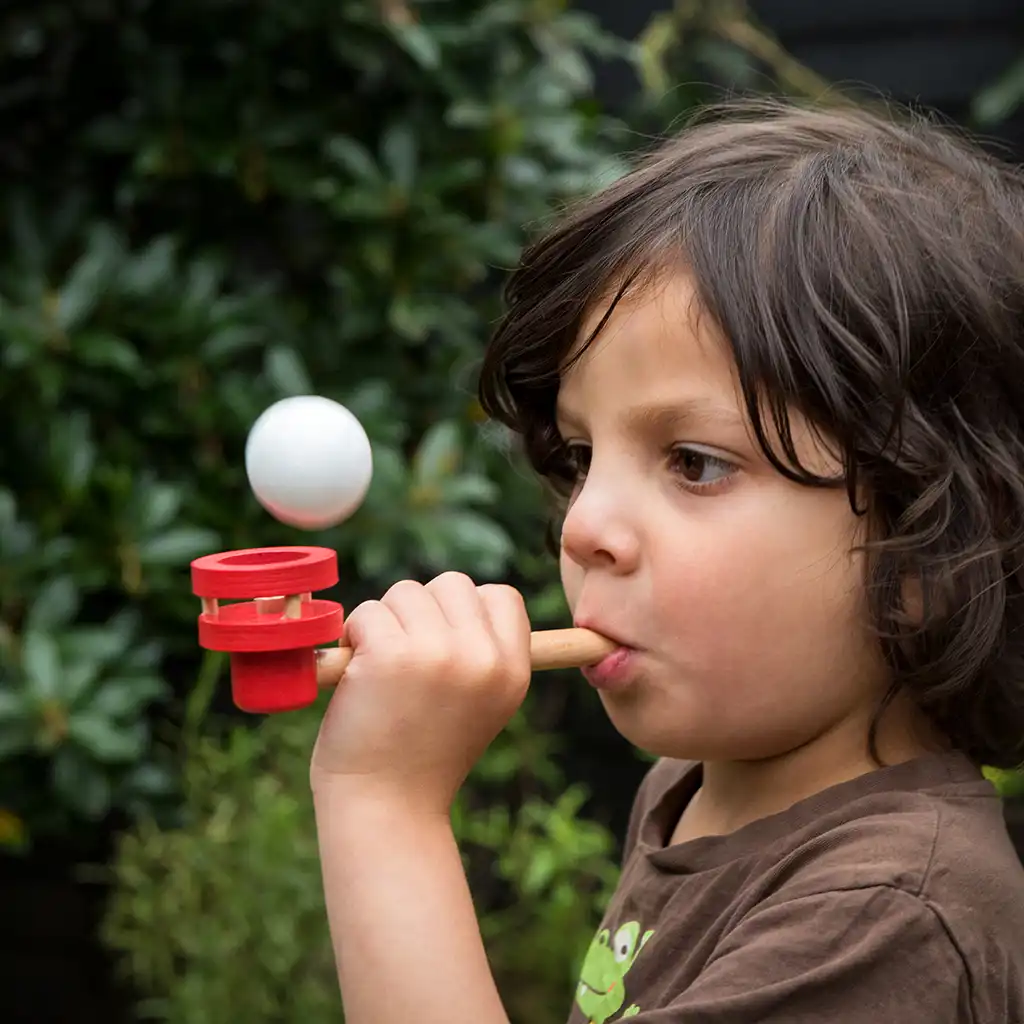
left=191, top=546, right=338, bottom=599
left=197, top=598, right=344, bottom=652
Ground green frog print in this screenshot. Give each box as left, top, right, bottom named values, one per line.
left=574, top=919, right=654, bottom=1024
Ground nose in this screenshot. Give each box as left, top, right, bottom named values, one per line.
left=560, top=474, right=641, bottom=575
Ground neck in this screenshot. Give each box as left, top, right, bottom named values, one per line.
left=674, top=696, right=946, bottom=843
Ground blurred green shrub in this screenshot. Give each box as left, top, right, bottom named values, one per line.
left=102, top=681, right=618, bottom=1024
left=0, top=0, right=631, bottom=843
left=0, top=569, right=175, bottom=833
left=1, top=0, right=634, bottom=1017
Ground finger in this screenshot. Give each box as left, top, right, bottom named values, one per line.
left=342, top=598, right=404, bottom=653
left=477, top=584, right=532, bottom=681
left=425, top=572, right=490, bottom=632
left=380, top=578, right=449, bottom=639
left=315, top=646, right=351, bottom=687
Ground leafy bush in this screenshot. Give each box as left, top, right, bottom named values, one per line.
left=1, top=0, right=635, bottom=1017
left=0, top=569, right=175, bottom=832
left=0, top=0, right=630, bottom=843
left=103, top=683, right=618, bottom=1024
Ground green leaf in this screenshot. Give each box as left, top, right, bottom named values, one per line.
left=68, top=713, right=146, bottom=762
left=388, top=295, right=433, bottom=340
left=381, top=122, right=418, bottom=190
left=74, top=330, right=141, bottom=372
left=52, top=746, right=112, bottom=819
left=324, top=137, right=381, bottom=182
left=120, top=236, right=176, bottom=297
left=203, top=324, right=265, bottom=360
left=264, top=346, right=312, bottom=396
left=440, top=510, right=513, bottom=575
left=88, top=677, right=166, bottom=718
left=25, top=576, right=80, bottom=633
left=439, top=474, right=499, bottom=505
left=412, top=421, right=462, bottom=483
left=143, top=482, right=183, bottom=533
left=62, top=624, right=133, bottom=672
left=57, top=659, right=102, bottom=707
left=20, top=631, right=62, bottom=700
left=56, top=228, right=121, bottom=331
left=184, top=256, right=223, bottom=310
left=407, top=517, right=452, bottom=569
left=390, top=23, right=441, bottom=69
left=138, top=527, right=220, bottom=565
left=973, top=56, right=1024, bottom=125
left=122, top=761, right=175, bottom=798
left=0, top=688, right=25, bottom=721
left=49, top=411, right=96, bottom=492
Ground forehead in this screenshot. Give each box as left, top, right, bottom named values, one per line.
left=555, top=272, right=843, bottom=476
left=556, top=273, right=742, bottom=418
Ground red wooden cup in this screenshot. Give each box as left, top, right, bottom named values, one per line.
left=190, top=546, right=343, bottom=713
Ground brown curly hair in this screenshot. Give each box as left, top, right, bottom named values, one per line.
left=478, top=98, right=1024, bottom=769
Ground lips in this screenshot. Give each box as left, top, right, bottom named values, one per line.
left=573, top=618, right=637, bottom=660
left=577, top=614, right=630, bottom=647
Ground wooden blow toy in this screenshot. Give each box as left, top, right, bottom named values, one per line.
left=191, top=545, right=344, bottom=713
left=190, top=544, right=615, bottom=713
left=191, top=395, right=616, bottom=714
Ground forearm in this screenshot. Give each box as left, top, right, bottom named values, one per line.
left=312, top=781, right=510, bottom=1024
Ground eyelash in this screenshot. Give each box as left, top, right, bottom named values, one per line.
left=561, top=443, right=736, bottom=494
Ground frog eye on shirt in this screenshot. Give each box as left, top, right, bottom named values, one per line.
left=613, top=923, right=639, bottom=962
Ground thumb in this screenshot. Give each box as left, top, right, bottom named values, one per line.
left=314, top=599, right=397, bottom=687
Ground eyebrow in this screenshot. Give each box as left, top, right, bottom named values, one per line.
left=554, top=397, right=748, bottom=435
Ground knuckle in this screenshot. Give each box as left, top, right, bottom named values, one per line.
left=431, top=570, right=476, bottom=592
left=383, top=579, right=422, bottom=601
left=467, top=647, right=502, bottom=682
left=480, top=582, right=525, bottom=611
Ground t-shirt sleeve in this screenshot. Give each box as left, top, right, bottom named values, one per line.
left=633, top=886, right=971, bottom=1023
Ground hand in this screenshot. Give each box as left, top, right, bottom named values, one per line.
left=310, top=571, right=532, bottom=815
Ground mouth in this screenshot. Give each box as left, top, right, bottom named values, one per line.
left=579, top=978, right=617, bottom=996
left=573, top=618, right=636, bottom=656
left=574, top=618, right=641, bottom=690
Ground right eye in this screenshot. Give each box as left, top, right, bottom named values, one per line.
left=563, top=442, right=591, bottom=477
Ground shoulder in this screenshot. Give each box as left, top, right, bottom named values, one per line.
left=766, top=778, right=1023, bottom=908
left=755, top=778, right=1024, bottom=1008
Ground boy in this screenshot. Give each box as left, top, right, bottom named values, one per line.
left=312, top=98, right=1024, bottom=1022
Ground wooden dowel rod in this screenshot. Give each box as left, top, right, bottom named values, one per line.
left=314, top=627, right=616, bottom=688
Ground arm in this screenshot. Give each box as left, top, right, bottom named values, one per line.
left=308, top=573, right=535, bottom=1024
left=313, top=783, right=508, bottom=1024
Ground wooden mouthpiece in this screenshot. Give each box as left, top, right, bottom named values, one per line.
left=314, top=627, right=616, bottom=688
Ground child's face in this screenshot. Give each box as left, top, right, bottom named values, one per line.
left=557, top=272, right=890, bottom=761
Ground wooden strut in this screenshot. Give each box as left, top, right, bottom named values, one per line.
left=313, top=626, right=617, bottom=686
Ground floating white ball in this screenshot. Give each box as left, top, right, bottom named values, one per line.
left=245, top=395, right=373, bottom=530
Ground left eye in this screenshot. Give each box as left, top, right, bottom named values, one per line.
left=669, top=447, right=733, bottom=486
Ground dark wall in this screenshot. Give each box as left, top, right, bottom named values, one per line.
left=751, top=0, right=1024, bottom=153
left=583, top=0, right=1024, bottom=157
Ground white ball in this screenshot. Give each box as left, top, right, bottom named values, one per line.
left=244, top=395, right=373, bottom=530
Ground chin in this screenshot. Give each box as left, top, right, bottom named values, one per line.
left=600, top=700, right=714, bottom=761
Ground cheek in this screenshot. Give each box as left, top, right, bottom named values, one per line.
left=652, top=496, right=869, bottom=675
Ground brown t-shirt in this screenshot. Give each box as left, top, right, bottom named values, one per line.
left=566, top=752, right=1024, bottom=1024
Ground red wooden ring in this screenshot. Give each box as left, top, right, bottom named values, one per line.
left=190, top=546, right=338, bottom=599
left=197, top=599, right=344, bottom=652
